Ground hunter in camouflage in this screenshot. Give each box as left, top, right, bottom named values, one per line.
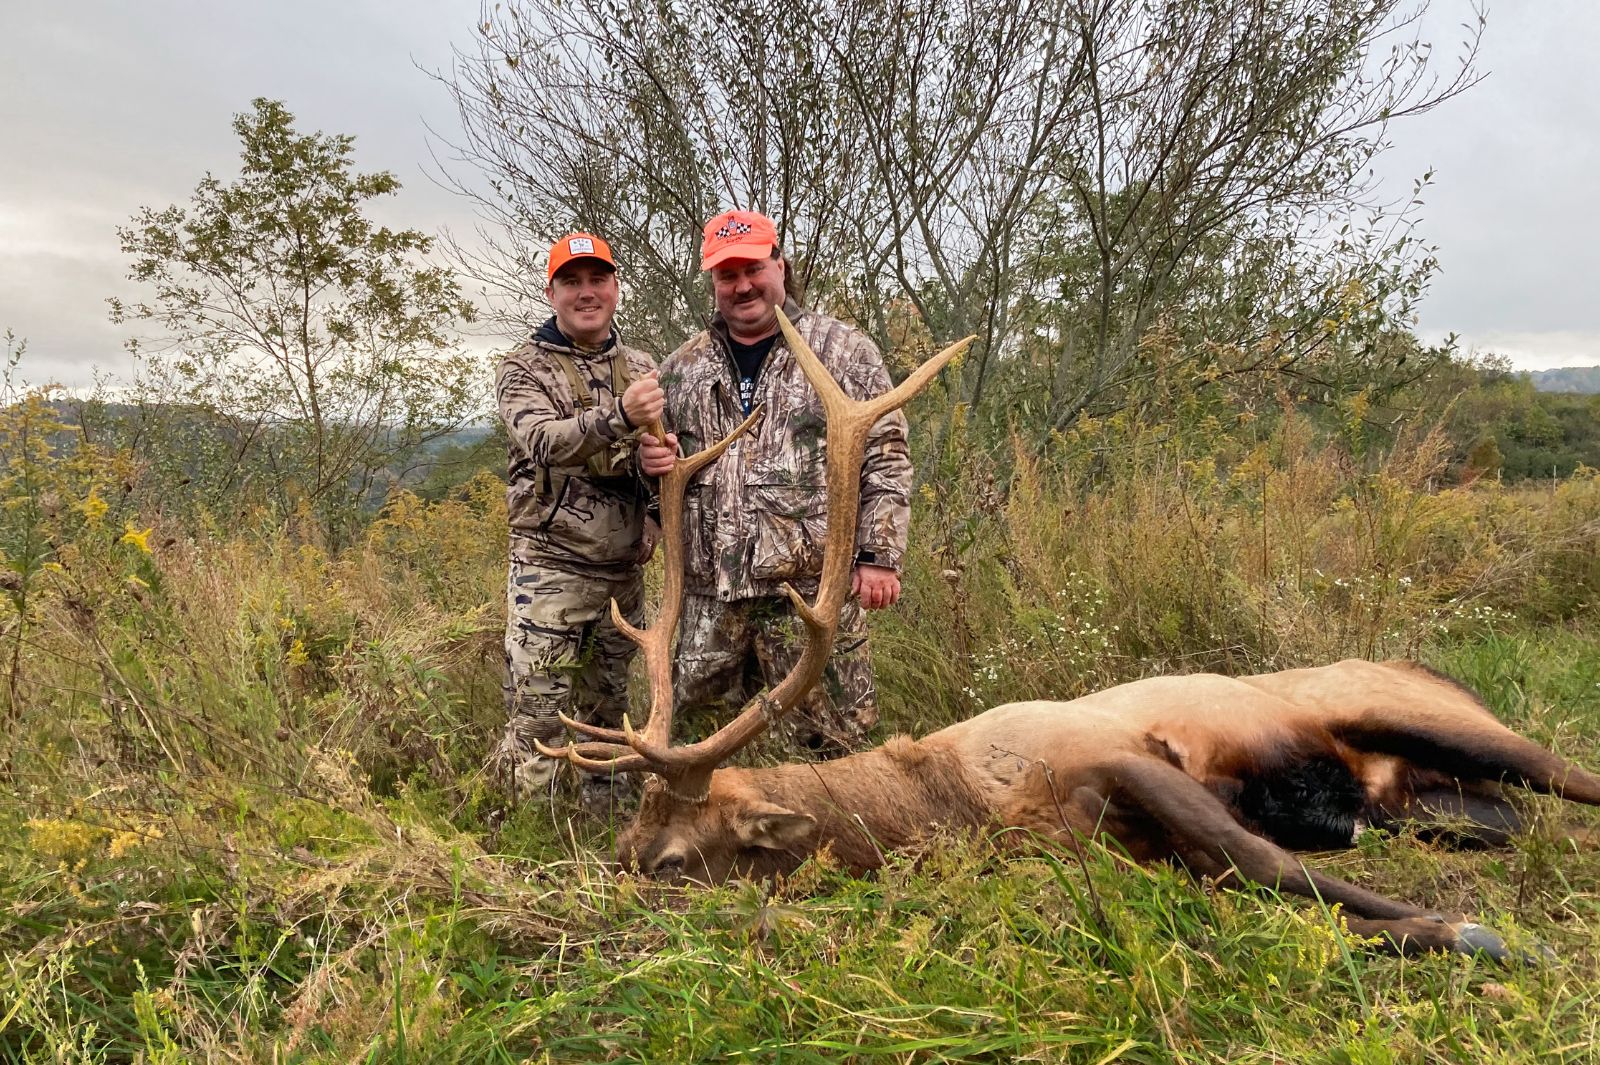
left=494, top=232, right=661, bottom=807
left=642, top=210, right=912, bottom=757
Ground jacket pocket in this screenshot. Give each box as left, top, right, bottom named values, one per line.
left=748, top=483, right=828, bottom=581
left=682, top=482, right=716, bottom=583
left=506, top=475, right=568, bottom=537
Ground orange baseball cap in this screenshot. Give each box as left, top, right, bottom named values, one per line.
left=547, top=232, right=616, bottom=281
left=700, top=210, right=779, bottom=271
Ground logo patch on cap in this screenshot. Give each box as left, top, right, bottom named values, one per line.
left=714, top=220, right=753, bottom=239
left=568, top=237, right=595, bottom=255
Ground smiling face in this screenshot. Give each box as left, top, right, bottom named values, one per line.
left=546, top=260, right=619, bottom=347
left=710, top=254, right=788, bottom=344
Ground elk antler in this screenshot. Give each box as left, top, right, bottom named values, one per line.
left=534, top=404, right=763, bottom=774
left=541, top=307, right=972, bottom=800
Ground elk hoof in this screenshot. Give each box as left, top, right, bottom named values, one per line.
left=1450, top=921, right=1556, bottom=966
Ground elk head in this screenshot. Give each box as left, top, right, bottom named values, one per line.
left=612, top=775, right=820, bottom=883
left=537, top=307, right=973, bottom=882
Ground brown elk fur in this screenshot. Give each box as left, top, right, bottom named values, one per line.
left=615, top=658, right=1600, bottom=959
left=569, top=315, right=1595, bottom=961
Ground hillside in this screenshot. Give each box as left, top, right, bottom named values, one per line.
left=1527, top=365, right=1600, bottom=393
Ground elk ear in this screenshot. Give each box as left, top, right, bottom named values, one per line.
left=731, top=801, right=816, bottom=851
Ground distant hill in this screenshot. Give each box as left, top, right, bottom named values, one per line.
left=25, top=398, right=502, bottom=499
left=1525, top=366, right=1600, bottom=394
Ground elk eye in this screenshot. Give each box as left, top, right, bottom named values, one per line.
left=652, top=855, right=685, bottom=878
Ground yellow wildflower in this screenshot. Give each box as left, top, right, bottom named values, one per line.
left=80, top=486, right=109, bottom=525
left=27, top=817, right=104, bottom=862
left=109, top=825, right=163, bottom=860
left=119, top=523, right=154, bottom=553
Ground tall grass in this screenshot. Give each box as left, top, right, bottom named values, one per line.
left=3, top=385, right=1600, bottom=1061
left=876, top=402, right=1600, bottom=727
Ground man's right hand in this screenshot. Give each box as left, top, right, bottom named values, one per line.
left=639, top=432, right=679, bottom=477
left=622, top=370, right=665, bottom=429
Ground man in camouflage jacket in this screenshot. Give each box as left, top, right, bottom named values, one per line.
left=495, top=232, right=662, bottom=805
left=641, top=210, right=912, bottom=756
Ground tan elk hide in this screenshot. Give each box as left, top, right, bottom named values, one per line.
left=542, top=307, right=1600, bottom=962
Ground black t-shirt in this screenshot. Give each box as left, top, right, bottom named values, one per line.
left=727, top=334, right=778, bottom=415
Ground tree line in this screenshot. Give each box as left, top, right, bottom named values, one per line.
left=442, top=0, right=1484, bottom=437
left=37, top=0, right=1557, bottom=545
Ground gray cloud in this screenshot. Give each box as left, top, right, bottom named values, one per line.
left=1370, top=0, right=1600, bottom=365
left=2, top=0, right=1595, bottom=391
left=1, top=1, right=483, bottom=389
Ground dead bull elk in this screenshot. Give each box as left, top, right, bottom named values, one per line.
left=541, top=307, right=1600, bottom=961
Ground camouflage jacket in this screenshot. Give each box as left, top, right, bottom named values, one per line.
left=660, top=300, right=913, bottom=601
left=497, top=319, right=658, bottom=575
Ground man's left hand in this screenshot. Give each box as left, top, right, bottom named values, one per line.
left=852, top=564, right=900, bottom=610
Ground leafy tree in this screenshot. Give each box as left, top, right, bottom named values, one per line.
left=443, top=0, right=1479, bottom=435
left=1406, top=352, right=1600, bottom=482
left=109, top=99, right=479, bottom=533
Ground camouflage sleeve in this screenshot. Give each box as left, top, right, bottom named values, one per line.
left=836, top=333, right=913, bottom=572
left=496, top=356, right=631, bottom=468
left=656, top=340, right=697, bottom=442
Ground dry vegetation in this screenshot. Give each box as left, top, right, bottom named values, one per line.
left=3, top=374, right=1600, bottom=1062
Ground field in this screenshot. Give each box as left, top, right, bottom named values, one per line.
left=3, top=396, right=1600, bottom=1063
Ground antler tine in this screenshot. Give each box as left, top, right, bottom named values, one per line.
left=625, top=307, right=975, bottom=791
left=556, top=709, right=629, bottom=744
left=678, top=405, right=763, bottom=480
left=534, top=736, right=652, bottom=774
left=537, top=403, right=764, bottom=776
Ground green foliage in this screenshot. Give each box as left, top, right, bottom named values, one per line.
left=4, top=334, right=1600, bottom=1059
left=105, top=98, right=482, bottom=539
left=1385, top=352, right=1600, bottom=482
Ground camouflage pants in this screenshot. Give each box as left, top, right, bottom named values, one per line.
left=674, top=592, right=879, bottom=759
left=499, top=559, right=643, bottom=802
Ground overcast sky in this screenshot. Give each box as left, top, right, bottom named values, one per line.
left=2, top=0, right=1596, bottom=390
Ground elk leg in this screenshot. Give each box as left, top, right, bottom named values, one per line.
left=1379, top=787, right=1523, bottom=849
left=1100, top=754, right=1526, bottom=961
left=1338, top=719, right=1600, bottom=805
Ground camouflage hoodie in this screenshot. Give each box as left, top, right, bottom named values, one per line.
left=660, top=300, right=912, bottom=601
left=497, top=318, right=658, bottom=575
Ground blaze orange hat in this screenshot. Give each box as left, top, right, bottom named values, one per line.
left=700, top=210, right=779, bottom=271
left=547, top=232, right=616, bottom=281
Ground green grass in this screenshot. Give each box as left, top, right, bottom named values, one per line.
left=5, top=623, right=1600, bottom=1062
left=4, top=400, right=1600, bottom=1060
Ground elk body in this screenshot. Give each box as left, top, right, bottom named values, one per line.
left=616, top=658, right=1600, bottom=958
left=545, top=309, right=1600, bottom=961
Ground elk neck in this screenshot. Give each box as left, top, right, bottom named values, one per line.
left=724, top=735, right=997, bottom=872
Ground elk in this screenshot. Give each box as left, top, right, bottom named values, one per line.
left=541, top=308, right=1600, bottom=962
